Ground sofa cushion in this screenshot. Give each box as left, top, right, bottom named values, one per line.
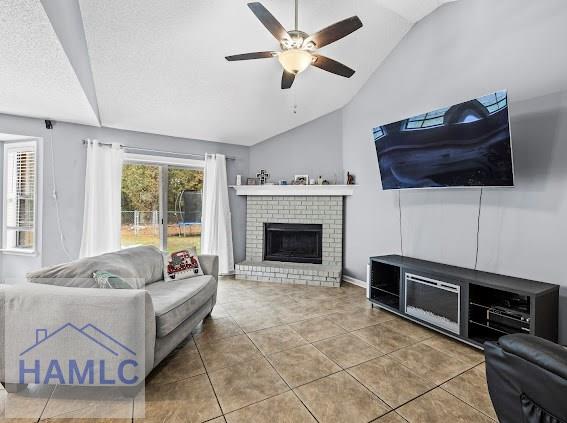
left=146, top=275, right=217, bottom=337
left=27, top=246, right=164, bottom=289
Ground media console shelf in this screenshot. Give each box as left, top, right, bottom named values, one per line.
left=368, top=255, right=559, bottom=349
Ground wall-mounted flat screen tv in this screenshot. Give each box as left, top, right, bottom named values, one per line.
left=372, top=90, right=514, bottom=190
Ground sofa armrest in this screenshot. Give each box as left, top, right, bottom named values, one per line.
left=199, top=255, right=219, bottom=281
left=1, top=283, right=155, bottom=385
left=499, top=334, right=567, bottom=380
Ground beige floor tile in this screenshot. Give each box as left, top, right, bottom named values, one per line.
left=379, top=318, right=435, bottom=341
left=372, top=411, right=409, bottom=422
left=43, top=419, right=130, bottom=423
left=347, top=356, right=435, bottom=408
left=224, top=391, right=316, bottom=423
left=275, top=308, right=324, bottom=324
left=216, top=290, right=255, bottom=305
left=422, top=335, right=485, bottom=367
left=388, top=343, right=474, bottom=385
left=325, top=308, right=396, bottom=331
left=198, top=334, right=262, bottom=372
left=289, top=317, right=346, bottom=342
left=294, top=371, right=390, bottom=423
left=41, top=386, right=133, bottom=420
left=232, top=313, right=285, bottom=333
left=441, top=364, right=497, bottom=421
left=268, top=344, right=341, bottom=388
left=208, top=357, right=288, bottom=414
left=1, top=384, right=54, bottom=420
left=210, top=304, right=231, bottom=319
left=192, top=317, right=244, bottom=346
left=313, top=333, right=383, bottom=368
left=207, top=418, right=226, bottom=423
left=248, top=325, right=307, bottom=355
left=326, top=301, right=370, bottom=314
left=352, top=324, right=417, bottom=354
left=148, top=342, right=205, bottom=386
left=135, top=373, right=222, bottom=423
left=397, top=388, right=494, bottom=423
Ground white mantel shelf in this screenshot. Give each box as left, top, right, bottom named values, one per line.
left=230, top=184, right=356, bottom=196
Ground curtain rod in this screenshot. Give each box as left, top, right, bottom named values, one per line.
left=81, top=139, right=236, bottom=160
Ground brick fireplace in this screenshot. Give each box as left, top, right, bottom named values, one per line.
left=233, top=186, right=353, bottom=287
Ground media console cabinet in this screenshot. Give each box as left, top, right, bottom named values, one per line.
left=367, top=255, right=559, bottom=348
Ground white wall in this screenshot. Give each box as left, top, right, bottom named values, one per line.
left=0, top=114, right=249, bottom=281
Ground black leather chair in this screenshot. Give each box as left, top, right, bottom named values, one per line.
left=485, top=334, right=567, bottom=423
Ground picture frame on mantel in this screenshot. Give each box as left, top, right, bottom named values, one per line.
left=293, top=175, right=309, bottom=185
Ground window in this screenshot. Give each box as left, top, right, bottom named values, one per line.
left=120, top=154, right=204, bottom=253
left=3, top=141, right=38, bottom=253
left=405, top=107, right=449, bottom=130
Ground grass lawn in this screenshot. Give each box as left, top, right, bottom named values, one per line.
left=121, top=225, right=201, bottom=253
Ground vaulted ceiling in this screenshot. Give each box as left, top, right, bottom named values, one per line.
left=0, top=0, right=456, bottom=145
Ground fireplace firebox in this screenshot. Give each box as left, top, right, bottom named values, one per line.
left=264, top=223, right=322, bottom=264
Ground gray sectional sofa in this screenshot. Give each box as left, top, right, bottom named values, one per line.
left=0, top=246, right=218, bottom=389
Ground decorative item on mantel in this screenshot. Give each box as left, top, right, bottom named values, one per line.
left=246, top=177, right=258, bottom=185
left=347, top=172, right=355, bottom=185
left=236, top=174, right=242, bottom=186
left=294, top=174, right=309, bottom=185
left=256, top=169, right=270, bottom=185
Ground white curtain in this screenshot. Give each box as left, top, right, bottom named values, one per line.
left=201, top=153, right=234, bottom=274
left=79, top=140, right=124, bottom=258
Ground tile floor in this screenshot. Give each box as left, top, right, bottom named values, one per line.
left=0, top=277, right=497, bottom=423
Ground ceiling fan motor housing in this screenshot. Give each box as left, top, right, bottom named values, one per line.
left=281, top=30, right=311, bottom=50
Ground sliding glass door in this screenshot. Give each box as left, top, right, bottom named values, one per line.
left=121, top=163, right=161, bottom=248
left=167, top=167, right=203, bottom=252
left=121, top=158, right=204, bottom=253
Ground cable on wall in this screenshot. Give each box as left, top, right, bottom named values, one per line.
left=398, top=190, right=404, bottom=256
left=474, top=187, right=484, bottom=270
left=46, top=120, right=72, bottom=260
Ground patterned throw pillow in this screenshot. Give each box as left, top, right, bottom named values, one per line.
left=163, top=249, right=204, bottom=281
left=93, top=271, right=132, bottom=289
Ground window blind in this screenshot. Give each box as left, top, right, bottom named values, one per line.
left=4, top=143, right=36, bottom=250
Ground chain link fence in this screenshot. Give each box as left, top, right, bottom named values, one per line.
left=121, top=211, right=201, bottom=236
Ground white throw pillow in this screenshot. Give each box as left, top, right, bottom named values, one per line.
left=163, top=249, right=204, bottom=281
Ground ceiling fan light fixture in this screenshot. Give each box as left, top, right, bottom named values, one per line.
left=278, top=49, right=312, bottom=74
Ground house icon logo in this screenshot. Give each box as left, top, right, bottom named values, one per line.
left=18, top=323, right=140, bottom=386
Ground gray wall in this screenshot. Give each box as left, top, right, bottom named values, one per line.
left=248, top=0, right=567, bottom=341
left=0, top=114, right=249, bottom=281
left=343, top=0, right=567, bottom=277
left=249, top=110, right=343, bottom=184
left=342, top=0, right=567, bottom=343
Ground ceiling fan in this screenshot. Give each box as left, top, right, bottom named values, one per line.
left=225, top=1, right=363, bottom=89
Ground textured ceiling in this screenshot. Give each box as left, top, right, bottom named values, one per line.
left=0, top=0, right=99, bottom=126
left=0, top=0, right=454, bottom=145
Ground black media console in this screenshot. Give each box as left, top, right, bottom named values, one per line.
left=367, top=255, right=559, bottom=348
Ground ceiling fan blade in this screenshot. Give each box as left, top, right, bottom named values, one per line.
left=225, top=51, right=276, bottom=61
left=281, top=71, right=295, bottom=89
left=248, top=2, right=290, bottom=42
left=306, top=16, right=362, bottom=49
left=312, top=54, right=355, bottom=78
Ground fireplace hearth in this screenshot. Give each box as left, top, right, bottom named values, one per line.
left=264, top=223, right=322, bottom=264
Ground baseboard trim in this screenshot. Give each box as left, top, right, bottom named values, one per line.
left=342, top=275, right=366, bottom=288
